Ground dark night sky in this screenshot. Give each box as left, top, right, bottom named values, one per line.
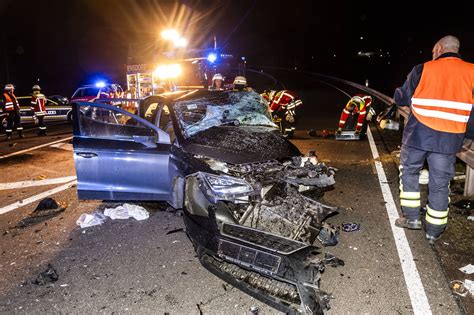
left=0, top=0, right=473, bottom=96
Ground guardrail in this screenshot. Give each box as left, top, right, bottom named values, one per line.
left=295, top=71, right=473, bottom=196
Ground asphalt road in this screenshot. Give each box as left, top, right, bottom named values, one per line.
left=0, top=72, right=468, bottom=314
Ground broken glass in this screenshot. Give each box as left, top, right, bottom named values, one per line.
left=174, top=91, right=277, bottom=137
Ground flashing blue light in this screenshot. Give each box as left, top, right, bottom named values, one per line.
left=95, top=81, right=106, bottom=88
left=207, top=53, right=217, bottom=63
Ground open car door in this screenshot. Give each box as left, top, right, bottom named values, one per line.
left=72, top=101, right=172, bottom=201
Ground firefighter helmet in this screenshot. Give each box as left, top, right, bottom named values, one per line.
left=233, top=76, right=247, bottom=86
left=32, top=85, right=41, bottom=91
left=4, top=84, right=14, bottom=91
left=212, top=73, right=224, bottom=82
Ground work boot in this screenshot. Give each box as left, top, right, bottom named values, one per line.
left=395, top=217, right=422, bottom=230
left=18, top=132, right=25, bottom=139
left=425, top=233, right=440, bottom=245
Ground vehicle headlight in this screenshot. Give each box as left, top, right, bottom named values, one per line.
left=197, top=172, right=254, bottom=203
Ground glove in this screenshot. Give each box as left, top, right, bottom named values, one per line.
left=336, top=128, right=342, bottom=135
left=354, top=130, right=360, bottom=135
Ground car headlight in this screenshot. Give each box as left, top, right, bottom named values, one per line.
left=197, top=172, right=254, bottom=203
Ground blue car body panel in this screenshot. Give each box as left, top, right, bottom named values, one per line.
left=72, top=101, right=174, bottom=201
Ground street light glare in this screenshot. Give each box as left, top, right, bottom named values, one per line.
left=174, top=37, right=188, bottom=48
left=154, top=64, right=182, bottom=79
left=161, top=29, right=179, bottom=40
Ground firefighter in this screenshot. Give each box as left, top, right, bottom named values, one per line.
left=232, top=76, right=247, bottom=91
left=336, top=94, right=373, bottom=135
left=1, top=84, right=23, bottom=140
left=261, top=89, right=302, bottom=138
left=31, top=85, right=47, bottom=136
left=209, top=73, right=224, bottom=91
left=393, top=35, right=474, bottom=244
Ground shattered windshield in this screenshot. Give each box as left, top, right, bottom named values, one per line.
left=174, top=91, right=277, bottom=137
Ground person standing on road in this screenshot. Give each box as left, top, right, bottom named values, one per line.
left=1, top=84, right=24, bottom=140
left=31, top=85, right=47, bottom=136
left=393, top=35, right=474, bottom=244
left=261, top=89, right=302, bottom=138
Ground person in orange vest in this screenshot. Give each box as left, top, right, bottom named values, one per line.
left=1, top=84, right=23, bottom=140
left=336, top=94, right=373, bottom=135
left=31, top=85, right=47, bottom=136
left=261, top=89, right=302, bottom=138
left=393, top=35, right=474, bottom=243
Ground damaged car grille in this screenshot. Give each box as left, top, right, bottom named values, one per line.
left=202, top=253, right=301, bottom=306
left=221, top=222, right=308, bottom=254
left=218, top=239, right=282, bottom=274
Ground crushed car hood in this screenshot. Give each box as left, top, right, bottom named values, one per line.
left=182, top=126, right=301, bottom=164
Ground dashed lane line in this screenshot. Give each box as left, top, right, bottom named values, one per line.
left=0, top=180, right=77, bottom=215
left=0, top=176, right=77, bottom=190
left=367, top=127, right=432, bottom=314
left=0, top=136, right=73, bottom=160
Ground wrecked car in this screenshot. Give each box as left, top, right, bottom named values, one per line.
left=71, top=90, right=343, bottom=314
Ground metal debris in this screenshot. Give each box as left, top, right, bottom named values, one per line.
left=33, top=264, right=59, bottom=285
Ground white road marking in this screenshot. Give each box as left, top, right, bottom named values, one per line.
left=0, top=180, right=77, bottom=215
left=0, top=176, right=77, bottom=190
left=50, top=142, right=73, bottom=151
left=367, top=127, right=432, bottom=314
left=0, top=136, right=73, bottom=160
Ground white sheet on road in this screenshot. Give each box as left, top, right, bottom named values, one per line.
left=104, top=204, right=149, bottom=221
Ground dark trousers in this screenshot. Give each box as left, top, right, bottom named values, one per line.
left=37, top=114, right=46, bottom=135
left=399, top=145, right=456, bottom=236
left=5, top=110, right=22, bottom=136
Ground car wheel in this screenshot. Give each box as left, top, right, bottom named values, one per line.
left=67, top=112, right=73, bottom=122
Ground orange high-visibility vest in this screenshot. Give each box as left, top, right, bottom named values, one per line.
left=3, top=93, right=19, bottom=112
left=411, top=57, right=474, bottom=134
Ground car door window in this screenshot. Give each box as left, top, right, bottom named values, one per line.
left=78, top=105, right=156, bottom=141
left=158, top=105, right=175, bottom=141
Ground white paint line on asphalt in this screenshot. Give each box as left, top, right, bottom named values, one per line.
left=0, top=176, right=77, bottom=190
left=367, top=127, right=432, bottom=314
left=0, top=180, right=77, bottom=215
left=0, top=136, right=73, bottom=160
left=50, top=142, right=73, bottom=151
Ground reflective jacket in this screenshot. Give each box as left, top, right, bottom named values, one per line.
left=267, top=90, right=302, bottom=112
left=338, top=95, right=371, bottom=131
left=31, top=92, right=47, bottom=115
left=394, top=53, right=474, bottom=154
left=2, top=92, right=19, bottom=112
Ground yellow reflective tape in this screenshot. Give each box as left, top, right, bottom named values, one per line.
left=400, top=191, right=420, bottom=200
left=425, top=215, right=447, bottom=226
left=400, top=199, right=421, bottom=208
left=426, top=206, right=448, bottom=218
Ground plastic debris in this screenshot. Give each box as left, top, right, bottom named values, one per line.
left=317, top=223, right=339, bottom=246
left=418, top=169, right=429, bottom=185
left=450, top=280, right=469, bottom=297
left=103, top=203, right=149, bottom=221
left=33, top=264, right=58, bottom=285
left=31, top=198, right=66, bottom=217
left=459, top=264, right=474, bottom=274
left=465, top=279, right=474, bottom=295
left=342, top=222, right=360, bottom=232
left=468, top=216, right=474, bottom=221
left=452, top=199, right=473, bottom=210
left=76, top=212, right=106, bottom=228
left=166, top=228, right=184, bottom=235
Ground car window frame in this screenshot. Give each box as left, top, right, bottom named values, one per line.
left=72, top=101, right=170, bottom=145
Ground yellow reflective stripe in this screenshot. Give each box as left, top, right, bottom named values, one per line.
left=400, top=191, right=420, bottom=200
left=425, top=215, right=447, bottom=225
left=426, top=206, right=448, bottom=218
left=400, top=199, right=421, bottom=207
